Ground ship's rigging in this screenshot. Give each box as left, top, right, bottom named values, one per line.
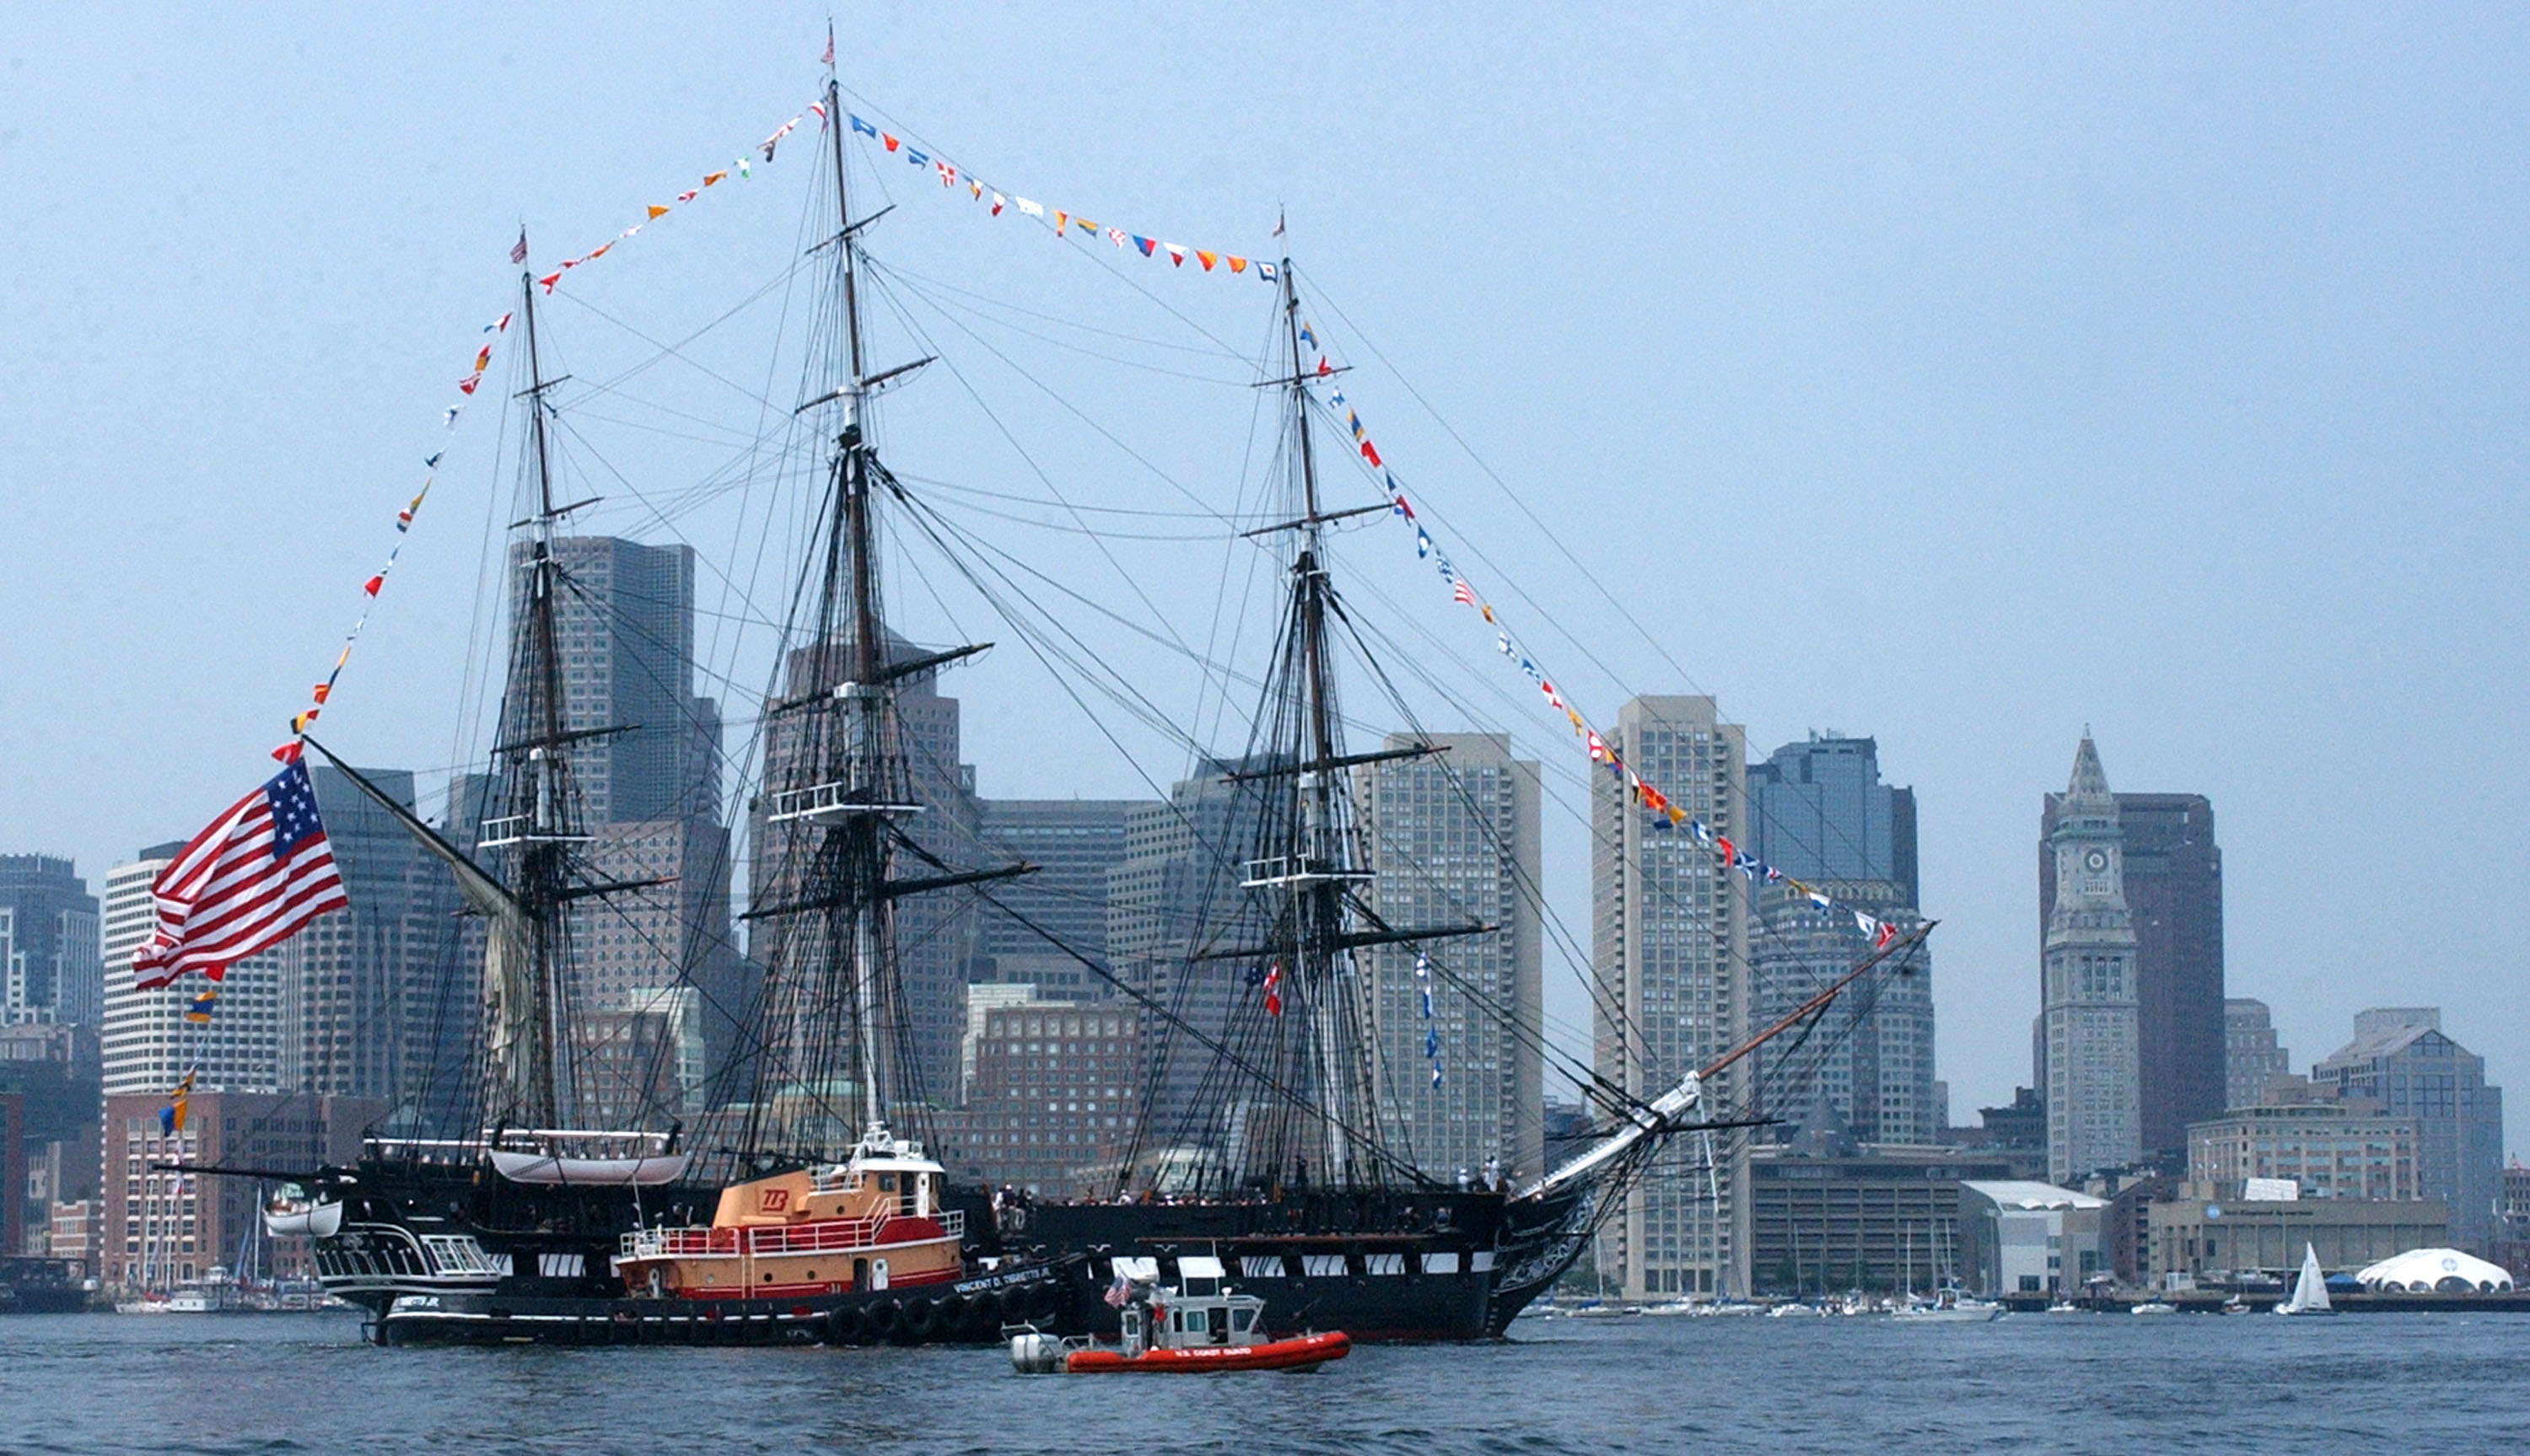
left=277, top=67, right=1935, bottom=1242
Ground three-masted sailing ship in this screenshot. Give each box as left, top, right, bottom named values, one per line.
left=231, top=50, right=1928, bottom=1347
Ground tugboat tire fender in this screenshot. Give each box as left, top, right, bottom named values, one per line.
left=864, top=1297, right=902, bottom=1339
left=1028, top=1282, right=1064, bottom=1322
left=899, top=1297, right=938, bottom=1341
left=829, top=1305, right=869, bottom=1345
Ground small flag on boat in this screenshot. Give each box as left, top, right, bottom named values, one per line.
left=186, top=988, right=217, bottom=1023
left=1262, top=962, right=1284, bottom=1018
left=510, top=229, right=529, bottom=265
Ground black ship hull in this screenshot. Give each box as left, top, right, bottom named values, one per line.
left=373, top=1255, right=1087, bottom=1347
left=1014, top=1181, right=1595, bottom=1340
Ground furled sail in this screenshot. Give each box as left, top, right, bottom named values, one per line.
left=299, top=739, right=538, bottom=1119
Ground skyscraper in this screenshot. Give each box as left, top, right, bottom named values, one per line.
left=2225, top=998, right=2291, bottom=1111
left=1747, top=735, right=1935, bottom=1147
left=497, top=535, right=740, bottom=1115
left=1105, top=758, right=1270, bottom=1161
left=1747, top=734, right=1918, bottom=906
left=1357, top=732, right=1545, bottom=1185
left=974, top=797, right=1141, bottom=996
left=1750, top=886, right=1937, bottom=1147
left=100, top=845, right=283, bottom=1097
left=0, top=856, right=102, bottom=1027
left=278, top=766, right=466, bottom=1109
left=2044, top=790, right=2224, bottom=1161
left=2039, top=733, right=2141, bottom=1184
left=1593, top=696, right=1750, bottom=1299
left=2313, top=1007, right=2506, bottom=1253
left=954, top=992, right=1143, bottom=1197
left=509, top=536, right=717, bottom=826
left=749, top=635, right=980, bottom=1122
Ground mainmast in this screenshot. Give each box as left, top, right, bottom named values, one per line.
left=827, top=67, right=888, bottom=1140
left=749, top=63, right=1011, bottom=1158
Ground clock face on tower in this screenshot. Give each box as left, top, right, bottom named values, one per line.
left=2083, top=848, right=2109, bottom=873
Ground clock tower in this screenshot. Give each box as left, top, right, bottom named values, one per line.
left=2040, top=732, right=2140, bottom=1185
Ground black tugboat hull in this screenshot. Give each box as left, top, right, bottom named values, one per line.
left=1016, top=1183, right=1591, bottom=1340
left=373, top=1255, right=1089, bottom=1347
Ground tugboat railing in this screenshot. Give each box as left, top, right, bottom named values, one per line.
left=620, top=1209, right=961, bottom=1260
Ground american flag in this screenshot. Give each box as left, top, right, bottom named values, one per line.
left=132, top=762, right=347, bottom=991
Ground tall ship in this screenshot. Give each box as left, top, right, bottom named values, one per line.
left=201, top=44, right=1926, bottom=1346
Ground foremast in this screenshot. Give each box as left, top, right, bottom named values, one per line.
left=1221, top=265, right=1478, bottom=1195
left=476, top=270, right=595, bottom=1131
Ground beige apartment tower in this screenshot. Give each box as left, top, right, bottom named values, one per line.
left=1357, top=732, right=1545, bottom=1187
left=1591, top=696, right=1750, bottom=1298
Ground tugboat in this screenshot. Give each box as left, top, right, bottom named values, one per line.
left=1011, top=1255, right=1348, bottom=1374
left=616, top=1124, right=961, bottom=1303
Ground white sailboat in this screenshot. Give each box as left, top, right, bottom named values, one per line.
left=2275, top=1243, right=2337, bottom=1316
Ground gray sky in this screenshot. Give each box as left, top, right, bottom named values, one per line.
left=3, top=4, right=2524, bottom=1148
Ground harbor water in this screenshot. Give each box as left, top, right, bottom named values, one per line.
left=2, top=1308, right=2522, bottom=1453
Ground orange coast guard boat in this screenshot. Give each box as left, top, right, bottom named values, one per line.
left=1011, top=1257, right=1349, bottom=1375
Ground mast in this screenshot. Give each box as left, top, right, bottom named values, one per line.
left=829, top=67, right=887, bottom=1138
left=1282, top=262, right=1354, bottom=1185
left=479, top=269, right=587, bottom=1131
left=1229, top=261, right=1379, bottom=1190
left=748, top=62, right=1014, bottom=1158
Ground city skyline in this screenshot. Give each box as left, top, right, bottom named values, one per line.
left=3, top=7, right=2524, bottom=1146
left=39, top=681, right=2508, bottom=1158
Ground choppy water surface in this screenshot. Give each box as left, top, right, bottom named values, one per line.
left=2, top=1308, right=2523, bottom=1454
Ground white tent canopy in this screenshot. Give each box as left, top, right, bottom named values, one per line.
left=2355, top=1248, right=2515, bottom=1293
